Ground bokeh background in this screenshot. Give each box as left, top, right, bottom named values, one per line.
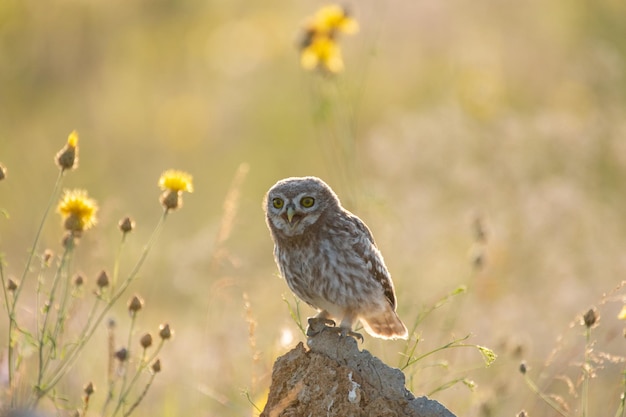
left=1, top=0, right=626, bottom=416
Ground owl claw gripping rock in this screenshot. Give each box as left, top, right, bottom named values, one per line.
left=264, top=176, right=408, bottom=341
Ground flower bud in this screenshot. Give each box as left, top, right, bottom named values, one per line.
left=159, top=323, right=172, bottom=340
left=96, top=270, right=109, bottom=288
left=115, top=348, right=128, bottom=362
left=128, top=295, right=144, bottom=314
left=118, top=217, right=135, bottom=234
left=84, top=382, right=95, bottom=396
left=74, top=274, right=84, bottom=287
left=583, top=308, right=599, bottom=328
left=140, top=333, right=153, bottom=349
left=151, top=359, right=161, bottom=374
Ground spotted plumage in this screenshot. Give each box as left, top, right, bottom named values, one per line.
left=264, top=176, right=408, bottom=340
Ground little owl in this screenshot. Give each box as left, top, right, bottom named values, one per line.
left=264, top=176, right=408, bottom=341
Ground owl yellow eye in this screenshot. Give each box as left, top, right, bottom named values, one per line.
left=272, top=198, right=284, bottom=209
left=300, top=197, right=315, bottom=208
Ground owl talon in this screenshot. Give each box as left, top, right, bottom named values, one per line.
left=306, top=317, right=336, bottom=336
left=340, top=328, right=364, bottom=343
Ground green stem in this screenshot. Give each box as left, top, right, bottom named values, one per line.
left=34, top=211, right=168, bottom=401
left=523, top=373, right=569, bottom=417
left=7, top=170, right=64, bottom=400
left=615, top=369, right=626, bottom=417
left=38, top=238, right=73, bottom=387
left=112, top=233, right=128, bottom=293
left=118, top=313, right=137, bottom=400
left=113, top=340, right=164, bottom=417
left=401, top=335, right=471, bottom=371
left=122, top=372, right=156, bottom=417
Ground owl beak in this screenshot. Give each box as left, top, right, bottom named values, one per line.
left=286, top=205, right=296, bottom=223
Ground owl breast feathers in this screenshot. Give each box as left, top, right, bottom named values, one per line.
left=264, top=176, right=408, bottom=340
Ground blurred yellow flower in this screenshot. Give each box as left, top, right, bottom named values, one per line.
left=158, top=170, right=194, bottom=193
left=57, top=189, right=98, bottom=233
left=618, top=305, right=626, bottom=320
left=67, top=130, right=79, bottom=148
left=300, top=5, right=358, bottom=74
left=159, top=169, right=193, bottom=211
left=307, top=5, right=359, bottom=36
left=301, top=35, right=344, bottom=74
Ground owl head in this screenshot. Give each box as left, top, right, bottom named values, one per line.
left=264, top=176, right=340, bottom=238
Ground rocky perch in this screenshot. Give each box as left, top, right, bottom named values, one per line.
left=260, top=323, right=457, bottom=417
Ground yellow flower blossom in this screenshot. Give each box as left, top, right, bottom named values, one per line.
left=301, top=35, right=344, bottom=74
left=158, top=170, right=194, bottom=193
left=158, top=169, right=193, bottom=211
left=300, top=5, right=358, bottom=73
left=57, top=189, right=98, bottom=233
left=307, top=5, right=359, bottom=36
left=67, top=130, right=79, bottom=148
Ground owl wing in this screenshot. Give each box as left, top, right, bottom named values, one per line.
left=347, top=212, right=397, bottom=310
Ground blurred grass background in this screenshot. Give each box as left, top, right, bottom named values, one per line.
left=1, top=0, right=626, bottom=415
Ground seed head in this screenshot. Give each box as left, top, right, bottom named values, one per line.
left=519, top=361, right=527, bottom=375
left=96, top=270, right=110, bottom=288
left=151, top=359, right=161, bottom=374
left=582, top=307, right=599, bottom=328
left=7, top=279, right=18, bottom=292
left=128, top=295, right=144, bottom=314
left=115, top=348, right=128, bottom=362
left=118, top=216, right=135, bottom=234
left=43, top=249, right=54, bottom=266
left=159, top=323, right=172, bottom=340
left=160, top=190, right=181, bottom=211
left=516, top=411, right=528, bottom=417
left=74, top=274, right=84, bottom=287
left=83, top=381, right=95, bottom=396
left=140, top=333, right=153, bottom=349
left=55, top=130, right=79, bottom=171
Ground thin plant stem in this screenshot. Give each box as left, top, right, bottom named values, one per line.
left=400, top=335, right=471, bottom=371
left=37, top=238, right=74, bottom=388
left=34, top=210, right=168, bottom=402
left=615, top=369, right=626, bottom=417
left=523, top=373, right=569, bottom=417
left=15, top=170, right=64, bottom=304
left=582, top=327, right=591, bottom=417
left=112, top=233, right=128, bottom=293
left=118, top=313, right=137, bottom=401
left=113, top=340, right=164, bottom=417
left=122, top=372, right=156, bottom=417
left=6, top=170, right=64, bottom=398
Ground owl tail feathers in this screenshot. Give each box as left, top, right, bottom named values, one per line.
left=360, top=309, right=409, bottom=340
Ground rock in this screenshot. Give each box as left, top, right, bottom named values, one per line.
left=260, top=326, right=456, bottom=417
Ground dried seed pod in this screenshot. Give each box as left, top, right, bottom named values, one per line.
left=159, top=323, right=172, bottom=340
left=96, top=270, right=110, bottom=288
left=128, top=295, right=144, bottom=314
left=140, top=333, right=153, bottom=349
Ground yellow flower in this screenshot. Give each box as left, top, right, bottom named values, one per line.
left=158, top=169, right=193, bottom=211
left=618, top=305, right=626, bottom=320
left=158, top=170, right=194, bottom=193
left=57, top=189, right=98, bottom=233
left=307, top=5, right=359, bottom=36
left=67, top=130, right=79, bottom=148
left=301, top=35, right=344, bottom=74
